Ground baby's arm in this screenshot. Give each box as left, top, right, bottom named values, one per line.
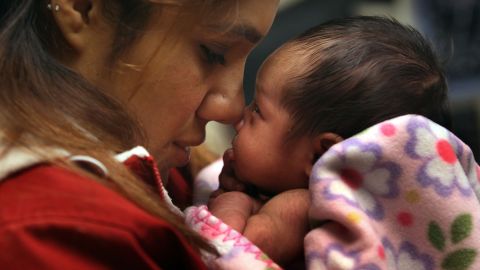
left=243, top=189, right=310, bottom=266
left=208, top=191, right=262, bottom=233
left=209, top=189, right=310, bottom=266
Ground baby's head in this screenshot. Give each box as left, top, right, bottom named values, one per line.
left=231, top=16, right=449, bottom=195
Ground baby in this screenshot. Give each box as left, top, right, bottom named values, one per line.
left=201, top=16, right=453, bottom=267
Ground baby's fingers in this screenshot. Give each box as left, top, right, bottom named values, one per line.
left=218, top=148, right=246, bottom=192
left=221, top=148, right=235, bottom=172
left=219, top=169, right=246, bottom=192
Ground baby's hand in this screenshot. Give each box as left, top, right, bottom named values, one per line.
left=244, top=189, right=310, bottom=266
left=208, top=191, right=262, bottom=233
left=209, top=148, right=248, bottom=201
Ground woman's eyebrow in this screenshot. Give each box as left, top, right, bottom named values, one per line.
left=207, top=23, right=263, bottom=44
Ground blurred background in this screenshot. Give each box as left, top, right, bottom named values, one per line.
left=205, top=0, right=480, bottom=158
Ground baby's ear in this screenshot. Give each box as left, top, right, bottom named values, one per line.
left=312, top=132, right=343, bottom=158
left=304, top=133, right=343, bottom=177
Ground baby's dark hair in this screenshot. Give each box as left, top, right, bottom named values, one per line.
left=281, top=16, right=450, bottom=140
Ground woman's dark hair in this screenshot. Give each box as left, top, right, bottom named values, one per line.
left=0, top=0, right=236, bottom=254
left=281, top=16, right=450, bottom=140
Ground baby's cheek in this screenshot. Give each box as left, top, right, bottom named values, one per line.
left=231, top=150, right=248, bottom=178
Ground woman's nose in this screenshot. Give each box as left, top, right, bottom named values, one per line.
left=197, top=87, right=245, bottom=124
left=197, top=67, right=245, bottom=124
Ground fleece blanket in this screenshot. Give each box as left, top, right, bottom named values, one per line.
left=306, top=114, right=480, bottom=270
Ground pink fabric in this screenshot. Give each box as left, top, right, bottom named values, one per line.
left=306, top=114, right=480, bottom=269
left=185, top=205, right=282, bottom=269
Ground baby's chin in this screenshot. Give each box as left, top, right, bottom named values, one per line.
left=235, top=175, right=279, bottom=200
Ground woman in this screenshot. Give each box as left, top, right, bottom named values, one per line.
left=0, top=0, right=279, bottom=269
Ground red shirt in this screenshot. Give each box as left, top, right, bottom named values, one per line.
left=0, top=164, right=207, bottom=269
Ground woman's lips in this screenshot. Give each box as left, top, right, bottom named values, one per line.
left=172, top=143, right=191, bottom=166
left=171, top=133, right=205, bottom=165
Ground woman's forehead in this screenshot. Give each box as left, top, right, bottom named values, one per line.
left=201, top=0, right=278, bottom=39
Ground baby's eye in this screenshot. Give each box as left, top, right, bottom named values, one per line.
left=252, top=103, right=261, bottom=114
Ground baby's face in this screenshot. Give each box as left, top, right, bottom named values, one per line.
left=229, top=48, right=314, bottom=194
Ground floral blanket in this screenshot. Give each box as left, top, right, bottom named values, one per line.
left=306, top=114, right=480, bottom=269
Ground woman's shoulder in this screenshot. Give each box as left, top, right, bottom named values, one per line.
left=0, top=164, right=207, bottom=269
left=0, top=164, right=154, bottom=226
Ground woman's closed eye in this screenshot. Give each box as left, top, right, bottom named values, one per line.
left=200, top=44, right=226, bottom=66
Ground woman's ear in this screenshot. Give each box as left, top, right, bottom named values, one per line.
left=50, top=0, right=96, bottom=52
left=312, top=132, right=343, bottom=158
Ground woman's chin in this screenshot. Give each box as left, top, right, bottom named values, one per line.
left=154, top=144, right=192, bottom=175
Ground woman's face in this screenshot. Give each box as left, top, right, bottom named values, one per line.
left=85, top=1, right=279, bottom=174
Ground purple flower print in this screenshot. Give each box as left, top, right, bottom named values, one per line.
left=382, top=238, right=434, bottom=270
left=405, top=116, right=472, bottom=197
left=312, top=139, right=401, bottom=220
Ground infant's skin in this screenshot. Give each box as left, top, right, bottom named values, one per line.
left=208, top=188, right=310, bottom=266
